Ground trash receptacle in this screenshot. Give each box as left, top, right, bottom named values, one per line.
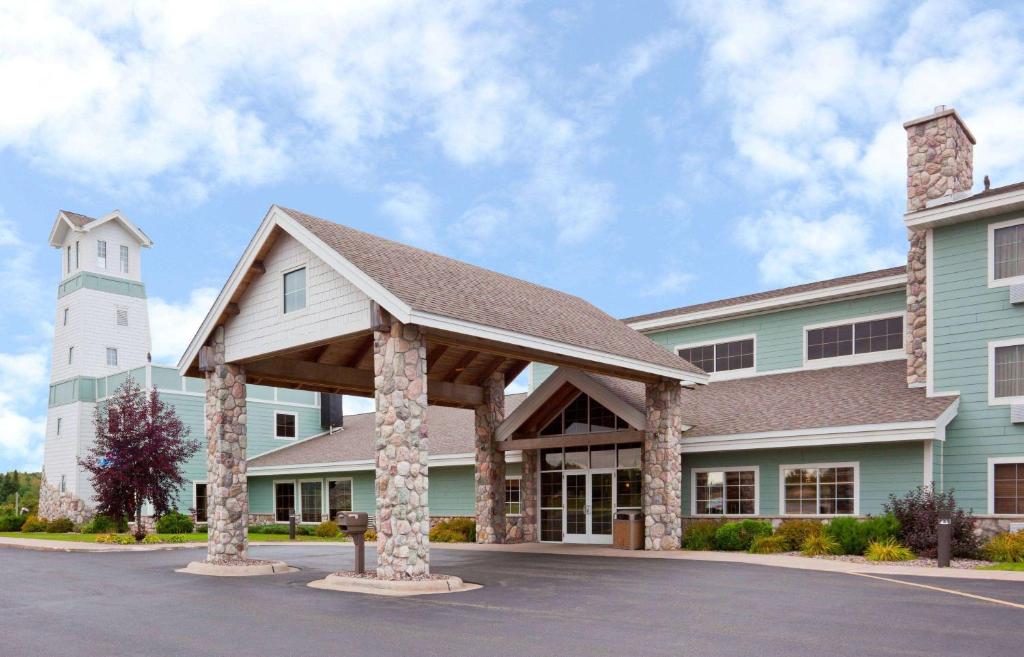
left=613, top=510, right=644, bottom=550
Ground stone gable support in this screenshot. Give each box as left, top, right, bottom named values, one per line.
left=474, top=371, right=506, bottom=544
left=374, top=318, right=430, bottom=579
left=643, top=379, right=684, bottom=550
left=205, top=325, right=249, bottom=562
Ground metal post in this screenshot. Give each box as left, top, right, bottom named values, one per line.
left=289, top=509, right=296, bottom=541
left=352, top=532, right=365, bottom=574
left=937, top=509, right=952, bottom=568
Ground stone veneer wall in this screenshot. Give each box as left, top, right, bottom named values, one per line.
left=474, top=372, right=506, bottom=544
left=903, top=107, right=974, bottom=386
left=204, top=325, right=249, bottom=562
left=374, top=318, right=430, bottom=579
left=643, top=380, right=684, bottom=550
left=37, top=473, right=93, bottom=524
left=516, top=449, right=539, bottom=543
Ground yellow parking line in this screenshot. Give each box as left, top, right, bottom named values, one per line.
left=852, top=573, right=1024, bottom=610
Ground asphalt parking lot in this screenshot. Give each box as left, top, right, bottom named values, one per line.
left=1, top=544, right=1020, bottom=657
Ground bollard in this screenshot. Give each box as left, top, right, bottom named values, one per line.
left=937, top=509, right=952, bottom=568
left=289, top=509, right=297, bottom=541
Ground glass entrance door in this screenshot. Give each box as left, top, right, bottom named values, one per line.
left=562, top=470, right=615, bottom=544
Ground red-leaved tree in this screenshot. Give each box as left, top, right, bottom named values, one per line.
left=79, top=377, right=199, bottom=537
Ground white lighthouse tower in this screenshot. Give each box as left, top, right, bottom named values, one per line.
left=39, top=210, right=153, bottom=521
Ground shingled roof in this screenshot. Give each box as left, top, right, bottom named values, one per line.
left=684, top=360, right=958, bottom=438
left=60, top=210, right=96, bottom=227
left=279, top=207, right=702, bottom=377
left=624, top=266, right=906, bottom=325
left=251, top=393, right=526, bottom=468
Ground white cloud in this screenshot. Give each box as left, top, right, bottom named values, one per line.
left=0, top=348, right=48, bottom=471
left=379, top=182, right=438, bottom=248
left=737, top=211, right=903, bottom=286
left=148, top=287, right=219, bottom=365
left=639, top=270, right=696, bottom=298
left=449, top=204, right=509, bottom=254
left=342, top=396, right=375, bottom=416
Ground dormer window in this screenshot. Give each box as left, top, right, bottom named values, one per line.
left=283, top=267, right=307, bottom=314
left=120, top=245, right=129, bottom=273
left=96, top=240, right=107, bottom=269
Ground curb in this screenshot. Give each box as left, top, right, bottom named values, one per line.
left=308, top=573, right=480, bottom=596
left=176, top=560, right=296, bottom=577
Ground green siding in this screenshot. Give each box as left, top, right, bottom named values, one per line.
left=277, top=388, right=318, bottom=405
left=246, top=401, right=322, bottom=457
left=932, top=214, right=1024, bottom=513
left=681, top=442, right=925, bottom=516
left=151, top=366, right=182, bottom=391
left=57, top=271, right=146, bottom=299
left=645, top=291, right=906, bottom=374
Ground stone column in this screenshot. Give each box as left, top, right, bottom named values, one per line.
left=475, top=371, right=506, bottom=544
left=519, top=449, right=539, bottom=543
left=204, top=325, right=248, bottom=562
left=374, top=318, right=430, bottom=579
left=643, top=379, right=684, bottom=550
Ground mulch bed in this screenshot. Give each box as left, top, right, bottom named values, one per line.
left=784, top=552, right=991, bottom=569
left=205, top=558, right=279, bottom=567
left=331, top=570, right=455, bottom=581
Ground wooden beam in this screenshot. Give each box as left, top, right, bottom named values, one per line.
left=224, top=302, right=240, bottom=317
left=441, top=350, right=479, bottom=383
left=473, top=356, right=506, bottom=386
left=250, top=260, right=266, bottom=274
left=344, top=335, right=375, bottom=368
left=497, top=429, right=643, bottom=452
left=503, top=359, right=529, bottom=385
left=370, top=301, right=390, bottom=332
left=428, top=380, right=483, bottom=408
left=312, top=343, right=332, bottom=363
left=426, top=344, right=449, bottom=372
left=245, top=357, right=372, bottom=394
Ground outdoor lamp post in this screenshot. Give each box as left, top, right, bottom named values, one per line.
left=937, top=510, right=952, bottom=568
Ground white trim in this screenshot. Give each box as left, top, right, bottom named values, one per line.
left=987, top=337, right=1024, bottom=406
left=923, top=441, right=934, bottom=486
left=325, top=477, right=355, bottom=520
left=505, top=475, right=523, bottom=517
left=801, top=312, right=905, bottom=369
left=904, top=187, right=1024, bottom=231
left=987, top=456, right=1024, bottom=516
left=48, top=210, right=154, bottom=248
left=297, top=478, right=325, bottom=523
left=778, top=462, right=860, bottom=517
left=272, top=479, right=297, bottom=522
left=987, top=216, right=1024, bottom=289
left=689, top=466, right=760, bottom=517
left=281, top=263, right=310, bottom=317
left=495, top=367, right=647, bottom=442
left=627, top=275, right=906, bottom=331
left=273, top=410, right=299, bottom=440
left=250, top=451, right=521, bottom=477
left=673, top=334, right=756, bottom=381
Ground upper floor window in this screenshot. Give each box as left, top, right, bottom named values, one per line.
left=116, top=309, right=128, bottom=326
left=275, top=411, right=297, bottom=439
left=75, top=241, right=79, bottom=269
left=991, top=219, right=1024, bottom=285
left=106, top=348, right=118, bottom=367
left=677, top=338, right=754, bottom=374
left=991, top=340, right=1024, bottom=402
left=56, top=417, right=62, bottom=435
left=66, top=246, right=71, bottom=273
left=68, top=346, right=74, bottom=364
left=63, top=308, right=68, bottom=326
left=120, top=245, right=129, bottom=274
left=283, top=267, right=307, bottom=314
left=96, top=240, right=107, bottom=269
left=806, top=316, right=902, bottom=362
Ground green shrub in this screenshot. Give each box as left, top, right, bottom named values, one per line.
left=749, top=535, right=790, bottom=554
left=81, top=515, right=121, bottom=534
left=113, top=534, right=136, bottom=545
left=824, top=515, right=901, bottom=555
left=714, top=520, right=772, bottom=551
left=20, top=515, right=47, bottom=533
left=315, top=521, right=340, bottom=538
left=155, top=512, right=194, bottom=535
left=775, top=519, right=822, bottom=551
left=141, top=534, right=163, bottom=544
left=0, top=513, right=27, bottom=531
left=682, top=520, right=721, bottom=550
left=45, top=518, right=75, bottom=533
left=865, top=537, right=915, bottom=562
left=801, top=533, right=841, bottom=557
left=430, top=517, right=476, bottom=543
left=250, top=523, right=312, bottom=536
left=163, top=534, right=191, bottom=544
left=95, top=534, right=114, bottom=543
left=982, top=531, right=1024, bottom=563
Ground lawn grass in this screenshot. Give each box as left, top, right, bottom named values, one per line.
left=978, top=562, right=1024, bottom=571
left=0, top=531, right=351, bottom=543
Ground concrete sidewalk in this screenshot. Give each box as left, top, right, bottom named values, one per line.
left=0, top=536, right=348, bottom=553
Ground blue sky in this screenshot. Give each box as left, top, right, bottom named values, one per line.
left=2, top=0, right=1024, bottom=471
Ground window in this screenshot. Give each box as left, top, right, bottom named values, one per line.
left=539, top=392, right=629, bottom=436
left=63, top=308, right=68, bottom=326
left=66, top=246, right=71, bottom=273
left=96, top=240, right=107, bottom=268
left=194, top=483, right=207, bottom=523
left=992, top=462, right=1024, bottom=515
left=283, top=267, right=307, bottom=313
left=782, top=464, right=857, bottom=515
left=300, top=481, right=323, bottom=523
left=60, top=475, right=66, bottom=493
left=506, top=477, right=521, bottom=515
left=75, top=241, right=79, bottom=269
left=68, top=346, right=74, bottom=364
left=56, top=417, right=62, bottom=435
left=991, top=219, right=1024, bottom=284
left=116, top=309, right=128, bottom=326
left=693, top=468, right=758, bottom=515
left=274, top=482, right=295, bottom=522
left=993, top=343, right=1024, bottom=400
left=327, top=479, right=353, bottom=521
left=677, top=337, right=754, bottom=374
left=120, top=245, right=129, bottom=274
left=806, top=317, right=902, bottom=361
left=106, top=348, right=118, bottom=367
left=275, top=412, right=297, bottom=439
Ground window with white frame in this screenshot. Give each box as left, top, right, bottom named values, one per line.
left=327, top=479, right=353, bottom=520
left=993, top=342, right=1024, bottom=401
left=782, top=464, right=857, bottom=515
left=506, top=477, right=522, bottom=515
left=106, top=348, right=118, bottom=367
left=66, top=246, right=71, bottom=273
left=283, top=267, right=307, bottom=314
left=96, top=240, right=107, bottom=268
left=300, top=480, right=323, bottom=523
left=275, top=412, right=297, bottom=439
left=992, top=460, right=1024, bottom=515
left=991, top=219, right=1024, bottom=284
left=194, top=483, right=208, bottom=522
left=75, top=241, right=79, bottom=269
left=274, top=482, right=295, bottom=521
left=806, top=317, right=902, bottom=361
left=693, top=468, right=757, bottom=515
left=120, top=245, right=129, bottom=274
left=677, top=338, right=754, bottom=374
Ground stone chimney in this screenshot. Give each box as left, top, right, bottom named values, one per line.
left=903, top=106, right=975, bottom=386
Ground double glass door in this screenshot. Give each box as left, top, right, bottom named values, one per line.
left=563, top=470, right=614, bottom=544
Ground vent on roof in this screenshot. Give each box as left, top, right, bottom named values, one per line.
left=1012, top=405, right=1024, bottom=424
left=1010, top=284, right=1024, bottom=305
